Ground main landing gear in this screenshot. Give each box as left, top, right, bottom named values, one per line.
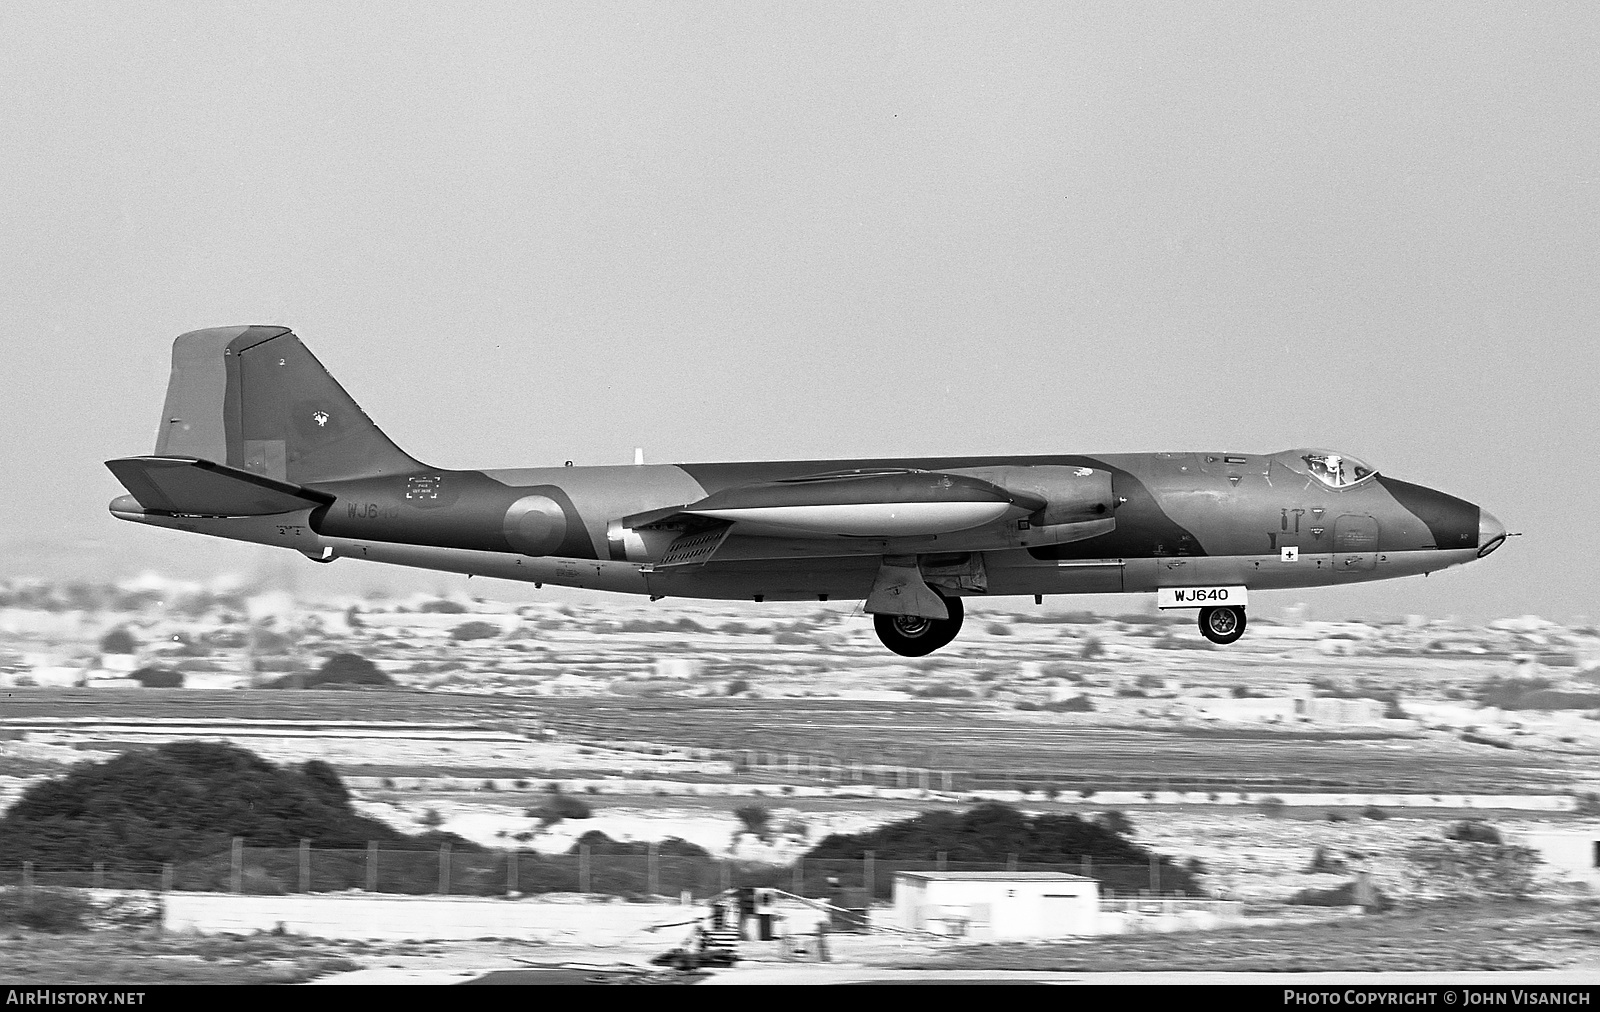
left=1198, top=605, right=1246, bottom=645
left=874, top=595, right=964, bottom=657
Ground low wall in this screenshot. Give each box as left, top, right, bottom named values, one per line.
left=345, top=777, right=1581, bottom=811
left=163, top=893, right=702, bottom=942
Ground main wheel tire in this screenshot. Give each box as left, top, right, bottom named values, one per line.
left=874, top=595, right=964, bottom=656
left=1198, top=605, right=1246, bottom=645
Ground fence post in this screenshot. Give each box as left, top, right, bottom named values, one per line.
left=942, top=771, right=951, bottom=791
left=93, top=861, right=104, bottom=890
left=1007, top=853, right=1018, bottom=873
left=21, top=862, right=32, bottom=908
left=299, top=839, right=310, bottom=893
left=578, top=843, right=590, bottom=895
left=366, top=841, right=377, bottom=893
left=1081, top=855, right=1092, bottom=879
left=793, top=857, right=803, bottom=896
left=937, top=851, right=947, bottom=872
left=231, top=837, right=243, bottom=894
left=439, top=842, right=451, bottom=895
left=507, top=850, right=518, bottom=896
left=161, top=863, right=173, bottom=893
left=647, top=842, right=658, bottom=898
left=864, top=850, right=874, bottom=901
left=1149, top=854, right=1160, bottom=894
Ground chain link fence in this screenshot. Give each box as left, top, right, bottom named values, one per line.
left=2, top=847, right=1191, bottom=900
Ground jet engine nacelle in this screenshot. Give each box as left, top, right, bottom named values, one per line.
left=955, top=465, right=1115, bottom=526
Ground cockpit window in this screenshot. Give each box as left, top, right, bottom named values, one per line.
left=1302, top=451, right=1376, bottom=489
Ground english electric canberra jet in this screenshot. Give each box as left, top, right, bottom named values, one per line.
left=106, top=327, right=1507, bottom=656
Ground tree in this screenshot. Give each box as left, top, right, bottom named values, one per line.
left=734, top=804, right=771, bottom=842
left=310, top=653, right=390, bottom=687
left=0, top=742, right=473, bottom=871
left=129, top=666, right=182, bottom=689
left=450, top=620, right=500, bottom=641
left=99, top=628, right=138, bottom=654
left=805, top=803, right=1196, bottom=897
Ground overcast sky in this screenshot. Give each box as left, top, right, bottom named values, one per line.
left=2, top=3, right=1595, bottom=621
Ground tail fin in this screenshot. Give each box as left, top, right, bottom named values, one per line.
left=151, top=326, right=423, bottom=484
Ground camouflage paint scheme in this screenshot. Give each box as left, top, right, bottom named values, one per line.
left=107, top=328, right=1507, bottom=650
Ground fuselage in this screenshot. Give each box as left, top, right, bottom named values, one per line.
left=113, top=448, right=1504, bottom=604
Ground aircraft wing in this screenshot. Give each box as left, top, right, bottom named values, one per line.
left=105, top=456, right=334, bottom=517
left=625, top=468, right=1045, bottom=540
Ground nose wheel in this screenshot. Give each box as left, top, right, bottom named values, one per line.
left=1198, top=605, right=1246, bottom=645
left=873, top=595, right=964, bottom=656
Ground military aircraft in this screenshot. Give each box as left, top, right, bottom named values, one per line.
left=106, top=327, right=1507, bottom=656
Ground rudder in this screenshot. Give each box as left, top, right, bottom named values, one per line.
left=153, top=326, right=423, bottom=485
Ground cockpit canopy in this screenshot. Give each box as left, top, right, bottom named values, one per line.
left=1297, top=449, right=1377, bottom=489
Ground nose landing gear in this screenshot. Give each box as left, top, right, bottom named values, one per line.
left=1198, top=605, right=1246, bottom=645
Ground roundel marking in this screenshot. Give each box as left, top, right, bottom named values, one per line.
left=503, top=495, right=568, bottom=556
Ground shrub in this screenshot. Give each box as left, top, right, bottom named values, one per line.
left=450, top=621, right=500, bottom=642
left=986, top=622, right=1013, bottom=636
left=1575, top=793, right=1600, bottom=817
left=310, top=653, right=390, bottom=687
left=1097, top=810, right=1133, bottom=836
left=529, top=795, right=593, bottom=826
left=725, top=679, right=750, bottom=696
left=1290, top=881, right=1392, bottom=911
left=1079, top=636, right=1104, bottom=659
left=1447, top=820, right=1502, bottom=845
left=1406, top=839, right=1540, bottom=899
left=129, top=666, right=183, bottom=688
left=1306, top=846, right=1346, bottom=873
left=1043, top=695, right=1094, bottom=712
left=734, top=804, right=771, bottom=842
left=99, top=628, right=138, bottom=654
left=1257, top=796, right=1286, bottom=817
left=419, top=599, right=468, bottom=613
left=1040, top=664, right=1084, bottom=683
left=0, top=887, right=94, bottom=932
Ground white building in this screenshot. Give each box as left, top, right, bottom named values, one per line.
left=1511, top=829, right=1600, bottom=887
left=894, top=871, right=1098, bottom=940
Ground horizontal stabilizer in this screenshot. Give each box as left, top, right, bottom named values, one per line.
left=106, top=456, right=334, bottom=517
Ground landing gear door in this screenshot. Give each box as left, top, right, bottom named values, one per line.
left=1333, top=515, right=1379, bottom=573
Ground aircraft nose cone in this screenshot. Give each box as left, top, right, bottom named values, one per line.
left=1477, top=509, right=1507, bottom=556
